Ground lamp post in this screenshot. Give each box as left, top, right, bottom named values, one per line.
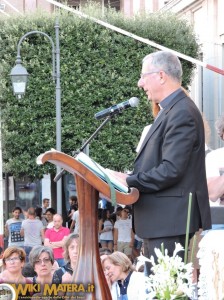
left=10, top=19, right=62, bottom=214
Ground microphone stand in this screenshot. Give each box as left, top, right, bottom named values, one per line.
left=54, top=115, right=113, bottom=182
left=78, top=115, right=112, bottom=153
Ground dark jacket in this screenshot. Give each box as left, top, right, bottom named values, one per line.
left=52, top=262, right=73, bottom=284
left=127, top=89, right=211, bottom=238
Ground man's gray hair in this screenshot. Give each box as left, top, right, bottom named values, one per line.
left=29, top=245, right=54, bottom=268
left=215, top=115, right=224, bottom=139
left=143, top=51, right=183, bottom=83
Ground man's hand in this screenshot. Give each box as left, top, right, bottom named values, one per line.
left=207, top=176, right=224, bottom=201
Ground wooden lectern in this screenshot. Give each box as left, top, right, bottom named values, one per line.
left=37, top=150, right=139, bottom=300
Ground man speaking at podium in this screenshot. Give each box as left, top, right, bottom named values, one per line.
left=121, top=51, right=211, bottom=260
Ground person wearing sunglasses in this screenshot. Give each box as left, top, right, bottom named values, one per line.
left=0, top=246, right=32, bottom=284
left=29, top=245, right=55, bottom=285
left=114, top=208, right=134, bottom=260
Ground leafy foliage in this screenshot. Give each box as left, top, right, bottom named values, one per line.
left=0, top=5, right=199, bottom=180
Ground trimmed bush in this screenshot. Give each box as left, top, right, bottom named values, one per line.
left=0, top=4, right=199, bottom=180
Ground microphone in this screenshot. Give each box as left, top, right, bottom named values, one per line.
left=94, top=97, right=139, bottom=120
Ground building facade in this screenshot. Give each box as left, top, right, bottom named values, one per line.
left=0, top=0, right=167, bottom=16
left=160, top=0, right=224, bottom=149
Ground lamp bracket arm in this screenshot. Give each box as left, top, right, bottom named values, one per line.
left=16, top=31, right=56, bottom=79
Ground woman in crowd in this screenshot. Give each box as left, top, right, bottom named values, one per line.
left=29, top=245, right=55, bottom=284
left=99, top=209, right=114, bottom=252
left=35, top=207, right=48, bottom=228
left=52, top=233, right=79, bottom=283
left=102, top=251, right=150, bottom=300
left=67, top=195, right=78, bottom=229
left=0, top=246, right=32, bottom=284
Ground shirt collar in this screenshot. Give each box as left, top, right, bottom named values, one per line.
left=118, top=271, right=132, bottom=294
left=159, top=88, right=182, bottom=109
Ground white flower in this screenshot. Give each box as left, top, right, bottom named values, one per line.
left=173, top=243, right=184, bottom=257
left=146, top=243, right=194, bottom=300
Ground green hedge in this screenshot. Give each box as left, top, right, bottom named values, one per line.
left=0, top=5, right=199, bottom=180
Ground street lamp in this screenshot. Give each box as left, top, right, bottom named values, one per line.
left=10, top=19, right=62, bottom=214
left=10, top=62, right=29, bottom=99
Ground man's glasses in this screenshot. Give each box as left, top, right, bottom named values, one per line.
left=140, top=71, right=160, bottom=79
left=35, top=258, right=51, bottom=265
left=5, top=256, right=21, bottom=263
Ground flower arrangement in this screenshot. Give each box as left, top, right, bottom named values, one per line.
left=147, top=243, right=194, bottom=300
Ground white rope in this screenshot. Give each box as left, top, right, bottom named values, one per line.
left=0, top=9, right=10, bottom=17
left=46, top=0, right=224, bottom=75
left=46, top=0, right=206, bottom=68
left=3, top=0, right=23, bottom=15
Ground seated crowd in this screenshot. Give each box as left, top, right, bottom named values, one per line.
left=2, top=198, right=148, bottom=299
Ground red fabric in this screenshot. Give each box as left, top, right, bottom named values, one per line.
left=0, top=234, right=4, bottom=249
left=45, top=226, right=70, bottom=258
